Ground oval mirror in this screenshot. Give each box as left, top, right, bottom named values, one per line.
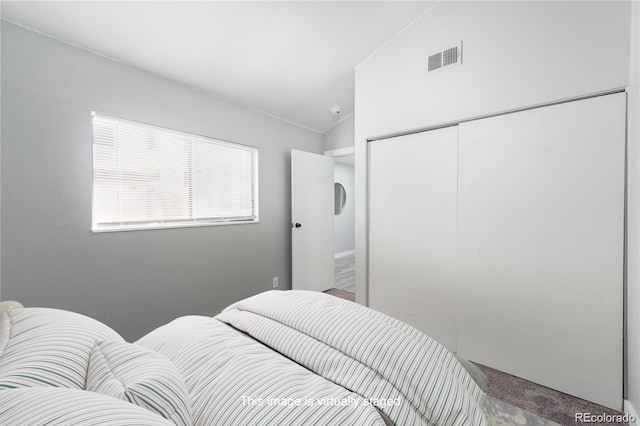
left=334, top=182, right=347, bottom=215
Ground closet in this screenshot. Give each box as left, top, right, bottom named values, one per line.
left=369, top=126, right=459, bottom=351
left=368, top=92, right=626, bottom=410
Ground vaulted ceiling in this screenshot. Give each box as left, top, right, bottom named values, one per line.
left=1, top=1, right=431, bottom=132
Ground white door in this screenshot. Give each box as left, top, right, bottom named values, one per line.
left=291, top=150, right=334, bottom=291
left=456, top=93, right=626, bottom=410
left=369, top=126, right=459, bottom=351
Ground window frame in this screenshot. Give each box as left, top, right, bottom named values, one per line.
left=91, top=112, right=259, bottom=233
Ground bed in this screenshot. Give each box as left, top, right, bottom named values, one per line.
left=0, top=290, right=487, bottom=425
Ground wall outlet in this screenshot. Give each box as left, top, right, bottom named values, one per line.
left=272, top=277, right=279, bottom=288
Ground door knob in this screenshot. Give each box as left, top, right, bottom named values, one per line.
left=294, top=223, right=302, bottom=228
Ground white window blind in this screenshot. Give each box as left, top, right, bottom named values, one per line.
left=92, top=113, right=258, bottom=232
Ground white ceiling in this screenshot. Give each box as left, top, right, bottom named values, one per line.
left=1, top=1, right=430, bottom=133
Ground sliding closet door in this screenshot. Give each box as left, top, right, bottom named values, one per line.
left=457, top=93, right=626, bottom=410
left=369, top=126, right=458, bottom=351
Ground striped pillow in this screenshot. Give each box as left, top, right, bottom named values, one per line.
left=0, top=308, right=124, bottom=390
left=0, top=387, right=175, bottom=425
left=87, top=341, right=193, bottom=426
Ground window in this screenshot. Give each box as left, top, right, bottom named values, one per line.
left=92, top=113, right=258, bottom=232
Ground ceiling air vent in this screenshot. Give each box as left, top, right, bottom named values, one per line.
left=427, top=41, right=462, bottom=73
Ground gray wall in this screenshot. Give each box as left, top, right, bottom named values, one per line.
left=333, top=163, right=354, bottom=255
left=322, top=114, right=354, bottom=152
left=1, top=22, right=323, bottom=341
left=0, top=20, right=2, bottom=298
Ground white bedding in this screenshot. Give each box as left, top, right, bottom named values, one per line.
left=138, top=314, right=386, bottom=425
left=138, top=290, right=486, bottom=426
left=0, top=292, right=486, bottom=425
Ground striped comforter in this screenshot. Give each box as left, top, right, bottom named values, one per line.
left=138, top=290, right=486, bottom=426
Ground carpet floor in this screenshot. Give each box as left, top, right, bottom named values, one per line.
left=323, top=288, right=628, bottom=425
left=475, top=363, right=627, bottom=426
left=324, top=287, right=355, bottom=301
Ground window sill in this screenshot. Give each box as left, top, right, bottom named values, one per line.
left=92, top=219, right=259, bottom=233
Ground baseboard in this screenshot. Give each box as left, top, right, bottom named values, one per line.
left=625, top=399, right=639, bottom=426
left=335, top=250, right=355, bottom=259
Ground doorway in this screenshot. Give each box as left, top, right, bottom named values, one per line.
left=326, top=148, right=355, bottom=298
